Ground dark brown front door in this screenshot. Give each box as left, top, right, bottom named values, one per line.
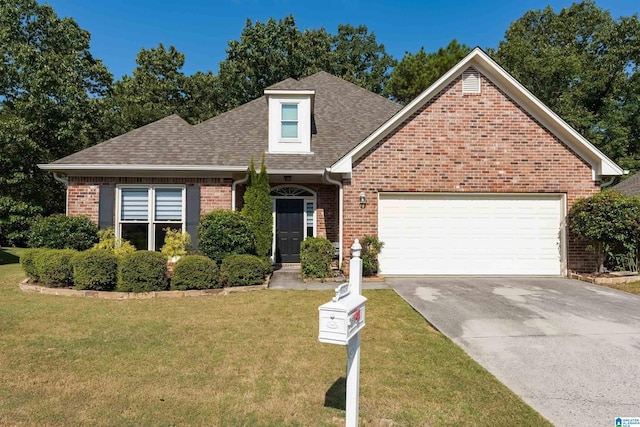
left=275, top=199, right=304, bottom=263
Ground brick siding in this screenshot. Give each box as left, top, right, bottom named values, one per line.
left=67, top=177, right=233, bottom=223
left=343, top=73, right=600, bottom=274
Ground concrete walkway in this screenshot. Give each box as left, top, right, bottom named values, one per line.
left=268, top=268, right=389, bottom=290
left=387, top=277, right=640, bottom=426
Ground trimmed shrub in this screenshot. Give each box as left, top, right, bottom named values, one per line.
left=198, top=210, right=255, bottom=263
left=34, top=249, right=78, bottom=287
left=160, top=228, right=192, bottom=259
left=93, top=228, right=136, bottom=258
left=242, top=156, right=272, bottom=258
left=72, top=249, right=118, bottom=291
left=170, top=255, right=219, bottom=290
left=220, top=254, right=267, bottom=287
left=361, top=235, right=385, bottom=277
left=569, top=191, right=640, bottom=272
left=28, top=214, right=98, bottom=251
left=300, top=237, right=334, bottom=279
left=118, top=251, right=168, bottom=293
left=20, top=248, right=46, bottom=280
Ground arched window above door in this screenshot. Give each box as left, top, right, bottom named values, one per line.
left=270, top=186, right=314, bottom=197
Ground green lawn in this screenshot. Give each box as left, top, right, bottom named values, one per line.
left=597, top=280, right=640, bottom=295
left=0, top=253, right=550, bottom=426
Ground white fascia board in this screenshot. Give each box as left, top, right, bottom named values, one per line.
left=329, top=47, right=623, bottom=178
left=38, top=163, right=326, bottom=176
left=267, top=169, right=325, bottom=175
left=264, top=89, right=315, bottom=96
left=38, top=164, right=248, bottom=172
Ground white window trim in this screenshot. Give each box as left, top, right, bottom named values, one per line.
left=280, top=103, right=300, bottom=142
left=270, top=185, right=317, bottom=263
left=115, top=184, right=186, bottom=251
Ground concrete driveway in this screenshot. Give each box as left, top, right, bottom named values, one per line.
left=387, top=277, right=640, bottom=426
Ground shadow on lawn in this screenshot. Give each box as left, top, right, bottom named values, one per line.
left=324, top=377, right=346, bottom=410
left=0, top=248, right=20, bottom=265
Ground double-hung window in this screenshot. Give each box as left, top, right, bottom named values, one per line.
left=118, top=186, right=185, bottom=251
left=281, top=104, right=298, bottom=139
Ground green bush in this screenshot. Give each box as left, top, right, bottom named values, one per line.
left=569, top=190, right=640, bottom=272
left=198, top=210, right=255, bottom=263
left=160, top=228, right=192, bottom=259
left=28, top=214, right=98, bottom=251
left=220, top=254, right=267, bottom=287
left=20, top=248, right=46, bottom=280
left=170, top=255, right=219, bottom=290
left=34, top=249, right=78, bottom=287
left=93, top=228, right=136, bottom=258
left=361, top=235, right=385, bottom=277
left=117, top=250, right=168, bottom=293
left=72, top=249, right=118, bottom=291
left=300, top=237, right=334, bottom=279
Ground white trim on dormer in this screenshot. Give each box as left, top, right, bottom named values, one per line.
left=267, top=93, right=312, bottom=154
left=330, top=47, right=623, bottom=180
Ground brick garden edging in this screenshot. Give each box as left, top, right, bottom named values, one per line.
left=569, top=271, right=640, bottom=285
left=19, top=275, right=271, bottom=300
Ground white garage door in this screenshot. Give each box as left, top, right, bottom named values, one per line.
left=378, top=193, right=564, bottom=275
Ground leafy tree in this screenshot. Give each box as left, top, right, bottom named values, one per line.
left=385, top=40, right=471, bottom=104
left=217, top=16, right=333, bottom=108
left=217, top=15, right=395, bottom=107
left=242, top=156, right=273, bottom=259
left=330, top=24, right=396, bottom=95
left=106, top=44, right=224, bottom=136
left=0, top=0, right=112, bottom=244
left=493, top=1, right=640, bottom=171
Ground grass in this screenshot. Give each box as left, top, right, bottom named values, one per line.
left=597, top=280, right=640, bottom=295
left=0, top=259, right=550, bottom=426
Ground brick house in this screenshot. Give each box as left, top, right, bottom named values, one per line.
left=40, top=48, right=623, bottom=275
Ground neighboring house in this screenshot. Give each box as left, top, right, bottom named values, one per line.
left=40, top=48, right=623, bottom=275
left=612, top=173, right=640, bottom=196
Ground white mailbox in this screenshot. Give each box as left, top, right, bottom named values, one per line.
left=319, top=283, right=367, bottom=345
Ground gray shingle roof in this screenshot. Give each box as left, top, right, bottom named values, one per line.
left=49, top=71, right=401, bottom=171
left=612, top=173, right=640, bottom=196
left=52, top=114, right=224, bottom=166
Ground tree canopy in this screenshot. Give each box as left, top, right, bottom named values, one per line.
left=385, top=40, right=471, bottom=104
left=0, top=0, right=112, bottom=245
left=493, top=0, right=640, bottom=172
left=217, top=16, right=395, bottom=108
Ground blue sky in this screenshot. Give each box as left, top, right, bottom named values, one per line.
left=44, top=0, right=638, bottom=79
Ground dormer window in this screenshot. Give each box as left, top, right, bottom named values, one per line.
left=265, top=88, right=314, bottom=154
left=281, top=104, right=299, bottom=139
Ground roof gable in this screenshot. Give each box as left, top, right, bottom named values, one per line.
left=331, top=48, right=623, bottom=179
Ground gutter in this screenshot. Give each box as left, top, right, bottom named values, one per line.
left=231, top=174, right=249, bottom=211
left=323, top=169, right=343, bottom=268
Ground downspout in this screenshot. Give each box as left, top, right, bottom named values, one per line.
left=53, top=173, right=69, bottom=214
left=231, top=174, right=249, bottom=211
left=323, top=169, right=343, bottom=268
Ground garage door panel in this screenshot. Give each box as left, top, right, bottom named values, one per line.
left=378, top=194, right=562, bottom=275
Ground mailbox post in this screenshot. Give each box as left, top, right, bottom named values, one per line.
left=318, top=239, right=366, bottom=427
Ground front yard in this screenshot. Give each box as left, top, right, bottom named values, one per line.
left=0, top=248, right=549, bottom=426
